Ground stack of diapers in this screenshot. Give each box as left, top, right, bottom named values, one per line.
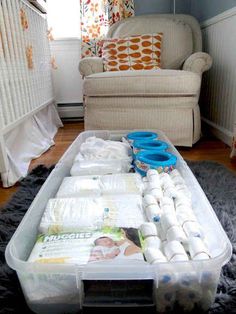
left=70, top=136, right=132, bottom=175
left=56, top=176, right=101, bottom=198
left=39, top=197, right=105, bottom=233
left=39, top=194, right=145, bottom=233
left=56, top=173, right=144, bottom=198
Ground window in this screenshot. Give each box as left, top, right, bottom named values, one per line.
left=47, top=0, right=80, bottom=39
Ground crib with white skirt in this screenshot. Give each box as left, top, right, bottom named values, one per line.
left=0, top=0, right=62, bottom=187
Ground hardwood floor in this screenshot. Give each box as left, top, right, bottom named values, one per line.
left=0, top=121, right=236, bottom=207
left=0, top=121, right=84, bottom=207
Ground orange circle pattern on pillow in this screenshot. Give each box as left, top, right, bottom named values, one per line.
left=102, top=33, right=163, bottom=71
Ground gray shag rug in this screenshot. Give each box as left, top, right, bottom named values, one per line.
left=0, top=161, right=236, bottom=313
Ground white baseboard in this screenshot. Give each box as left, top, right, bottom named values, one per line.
left=57, top=104, right=84, bottom=119
left=201, top=117, right=233, bottom=146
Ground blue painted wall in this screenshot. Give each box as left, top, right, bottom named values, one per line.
left=173, top=0, right=191, bottom=14
left=134, top=0, right=171, bottom=15
left=135, top=0, right=190, bottom=15
left=135, top=0, right=236, bottom=21
left=190, top=0, right=236, bottom=22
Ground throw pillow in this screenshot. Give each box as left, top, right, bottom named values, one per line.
left=102, top=33, right=163, bottom=71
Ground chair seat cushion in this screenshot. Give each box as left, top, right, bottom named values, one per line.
left=84, top=69, right=201, bottom=97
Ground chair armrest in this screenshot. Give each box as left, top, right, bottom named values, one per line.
left=79, top=57, right=104, bottom=77
left=183, top=52, right=213, bottom=75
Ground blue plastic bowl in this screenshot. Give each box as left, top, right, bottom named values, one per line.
left=133, top=140, right=168, bottom=157
left=127, top=131, right=158, bottom=145
left=135, top=151, right=177, bottom=176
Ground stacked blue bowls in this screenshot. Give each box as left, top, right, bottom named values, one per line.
left=126, top=131, right=158, bottom=146
left=135, top=151, right=177, bottom=177
left=133, top=140, right=169, bottom=158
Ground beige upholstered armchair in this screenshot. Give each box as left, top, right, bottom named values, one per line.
left=79, top=14, right=212, bottom=146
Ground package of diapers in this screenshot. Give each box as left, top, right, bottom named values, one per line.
left=101, top=173, right=144, bottom=195
left=39, top=198, right=105, bottom=233
left=56, top=176, right=101, bottom=198
left=102, top=194, right=145, bottom=228
left=39, top=194, right=145, bottom=233
left=28, top=227, right=144, bottom=265
left=56, top=174, right=144, bottom=199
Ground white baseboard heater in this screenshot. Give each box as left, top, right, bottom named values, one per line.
left=57, top=103, right=84, bottom=120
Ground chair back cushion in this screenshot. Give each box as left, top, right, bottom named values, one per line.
left=107, top=14, right=202, bottom=69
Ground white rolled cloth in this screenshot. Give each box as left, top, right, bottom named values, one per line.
left=147, top=182, right=163, bottom=201
left=176, top=207, right=196, bottom=224
left=156, top=223, right=166, bottom=243
left=144, top=236, right=162, bottom=250
left=175, top=184, right=191, bottom=199
left=160, top=197, right=175, bottom=215
left=169, top=169, right=181, bottom=179
left=166, top=225, right=188, bottom=243
left=149, top=175, right=161, bottom=186
left=188, top=237, right=210, bottom=260
left=171, top=175, right=185, bottom=185
left=149, top=188, right=163, bottom=202
left=164, top=241, right=189, bottom=261
left=161, top=213, right=179, bottom=232
left=147, top=169, right=159, bottom=179
left=146, top=204, right=162, bottom=222
left=143, top=194, right=157, bottom=207
left=174, top=195, right=191, bottom=208
left=183, top=221, right=204, bottom=239
left=160, top=173, right=177, bottom=198
left=194, top=252, right=210, bottom=260
left=144, top=248, right=167, bottom=264
left=140, top=222, right=158, bottom=238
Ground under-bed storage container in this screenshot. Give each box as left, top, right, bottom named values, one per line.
left=5, top=130, right=232, bottom=313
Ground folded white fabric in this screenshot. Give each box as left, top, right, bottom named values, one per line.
left=39, top=197, right=105, bottom=233
left=70, top=137, right=133, bottom=176
left=74, top=136, right=132, bottom=161
left=56, top=176, right=101, bottom=198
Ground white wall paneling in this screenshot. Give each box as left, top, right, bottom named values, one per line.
left=200, top=7, right=236, bottom=145
left=50, top=39, right=83, bottom=105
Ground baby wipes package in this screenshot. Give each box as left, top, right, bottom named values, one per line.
left=28, top=227, right=144, bottom=265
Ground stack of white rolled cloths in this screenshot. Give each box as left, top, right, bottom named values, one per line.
left=140, top=169, right=211, bottom=265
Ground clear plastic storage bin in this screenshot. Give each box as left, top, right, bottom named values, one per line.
left=5, top=130, right=232, bottom=314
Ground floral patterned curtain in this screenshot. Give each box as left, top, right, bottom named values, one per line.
left=80, top=0, right=135, bottom=58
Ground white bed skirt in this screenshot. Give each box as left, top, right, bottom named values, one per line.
left=1, top=104, right=63, bottom=187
